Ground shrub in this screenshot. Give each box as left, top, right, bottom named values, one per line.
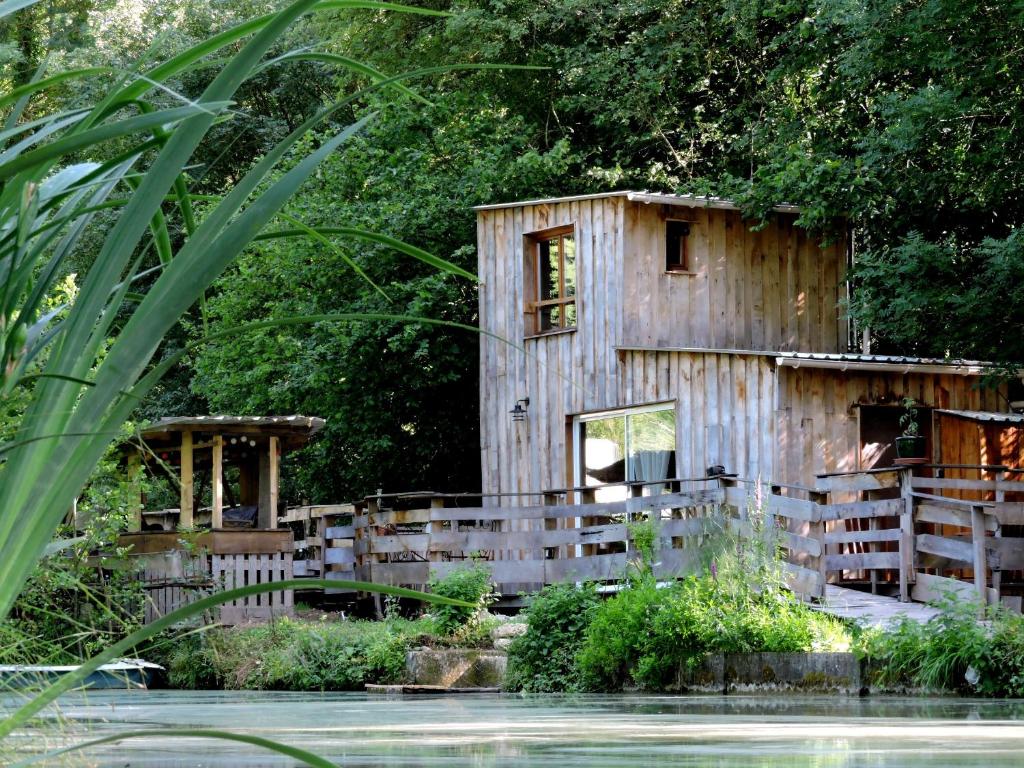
left=427, top=564, right=495, bottom=637
left=161, top=616, right=425, bottom=691
left=577, top=576, right=664, bottom=691
left=979, top=610, right=1024, bottom=697
left=860, top=597, right=1024, bottom=696
left=505, top=583, right=600, bottom=692
left=577, top=573, right=850, bottom=691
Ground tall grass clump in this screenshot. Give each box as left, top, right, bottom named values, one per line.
left=859, top=596, right=1024, bottom=696
left=426, top=563, right=495, bottom=639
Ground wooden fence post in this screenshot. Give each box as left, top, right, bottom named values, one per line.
left=971, top=503, right=988, bottom=608
left=899, top=468, right=914, bottom=603
left=993, top=470, right=1004, bottom=603
left=809, top=488, right=829, bottom=601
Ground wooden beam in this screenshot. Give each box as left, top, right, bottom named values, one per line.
left=266, top=436, right=280, bottom=529
left=179, top=430, right=193, bottom=529
left=127, top=452, right=142, bottom=532
left=971, top=504, right=988, bottom=606
left=900, top=468, right=914, bottom=602
left=212, top=435, right=223, bottom=529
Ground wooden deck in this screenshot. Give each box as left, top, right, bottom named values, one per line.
left=813, top=585, right=941, bottom=627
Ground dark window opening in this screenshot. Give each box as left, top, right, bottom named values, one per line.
left=666, top=220, right=691, bottom=273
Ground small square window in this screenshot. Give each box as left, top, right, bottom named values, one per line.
left=666, top=220, right=691, bottom=273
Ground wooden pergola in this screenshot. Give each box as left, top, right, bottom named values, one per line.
left=126, top=415, right=324, bottom=531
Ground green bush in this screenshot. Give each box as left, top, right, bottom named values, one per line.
left=161, top=617, right=426, bottom=691
left=505, top=583, right=600, bottom=692
left=576, top=577, right=664, bottom=691
left=577, top=574, right=850, bottom=691
left=979, top=610, right=1024, bottom=697
left=427, top=564, right=494, bottom=637
left=859, top=597, right=1024, bottom=696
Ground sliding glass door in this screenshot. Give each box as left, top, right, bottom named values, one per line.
left=575, top=404, right=676, bottom=501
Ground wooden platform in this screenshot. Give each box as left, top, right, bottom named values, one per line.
left=812, top=585, right=941, bottom=627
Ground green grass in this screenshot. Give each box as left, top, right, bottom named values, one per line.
left=156, top=616, right=432, bottom=691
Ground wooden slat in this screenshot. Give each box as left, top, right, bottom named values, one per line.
left=325, top=525, right=355, bottom=539
left=324, top=547, right=355, bottom=565
left=783, top=562, right=822, bottom=598
left=914, top=477, right=1024, bottom=493
left=995, top=502, right=1024, bottom=525
left=818, top=498, right=903, bottom=522
left=824, top=527, right=901, bottom=545
left=912, top=572, right=995, bottom=605
left=762, top=492, right=822, bottom=522
left=367, top=534, right=431, bottom=554
left=818, top=470, right=899, bottom=492
left=990, top=538, right=1024, bottom=570
left=824, top=551, right=901, bottom=571
left=916, top=503, right=998, bottom=532
left=916, top=533, right=974, bottom=564
left=910, top=491, right=994, bottom=510
left=545, top=553, right=628, bottom=582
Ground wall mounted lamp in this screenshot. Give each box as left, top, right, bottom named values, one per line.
left=510, top=397, right=530, bottom=422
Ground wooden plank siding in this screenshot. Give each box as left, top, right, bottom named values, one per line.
left=477, top=194, right=1007, bottom=500
left=621, top=205, right=847, bottom=352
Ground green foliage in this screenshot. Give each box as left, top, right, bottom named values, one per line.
left=0, top=441, right=144, bottom=665
left=859, top=597, right=1024, bottom=697
left=192, top=89, right=575, bottom=503
left=505, top=582, right=599, bottom=692
left=427, top=563, right=494, bottom=637
left=626, top=518, right=658, bottom=575
left=159, top=616, right=426, bottom=691
left=899, top=397, right=919, bottom=437
left=577, top=572, right=849, bottom=692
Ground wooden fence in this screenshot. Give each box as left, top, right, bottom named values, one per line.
left=351, top=469, right=1024, bottom=608
left=119, top=529, right=295, bottom=624
left=354, top=481, right=833, bottom=599
left=281, top=504, right=356, bottom=593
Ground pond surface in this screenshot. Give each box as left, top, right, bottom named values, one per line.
left=11, top=690, right=1024, bottom=767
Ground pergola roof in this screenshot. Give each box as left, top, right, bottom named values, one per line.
left=136, top=415, right=325, bottom=450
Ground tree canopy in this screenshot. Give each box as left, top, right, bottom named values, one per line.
left=5, top=0, right=1023, bottom=502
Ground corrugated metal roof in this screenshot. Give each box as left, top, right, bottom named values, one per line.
left=936, top=409, right=1024, bottom=424
left=778, top=351, right=991, bottom=366
left=472, top=190, right=801, bottom=214
left=775, top=351, right=993, bottom=375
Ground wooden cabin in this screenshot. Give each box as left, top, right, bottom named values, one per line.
left=475, top=191, right=1015, bottom=498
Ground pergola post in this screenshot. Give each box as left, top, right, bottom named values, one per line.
left=179, top=430, right=194, bottom=529
left=212, top=434, right=224, bottom=529
left=258, top=436, right=280, bottom=529
left=127, top=452, right=142, bottom=532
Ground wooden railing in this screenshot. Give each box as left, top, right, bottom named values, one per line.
left=350, top=468, right=1024, bottom=609
left=119, top=529, right=295, bottom=624
left=351, top=478, right=878, bottom=600
left=280, top=504, right=355, bottom=593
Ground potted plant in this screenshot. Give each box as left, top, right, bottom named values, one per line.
left=895, top=397, right=927, bottom=459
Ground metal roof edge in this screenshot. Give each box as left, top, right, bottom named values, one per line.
left=472, top=191, right=633, bottom=211
left=626, top=191, right=801, bottom=215
left=471, top=190, right=802, bottom=214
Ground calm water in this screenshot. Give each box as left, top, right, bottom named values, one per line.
left=10, top=690, right=1024, bottom=767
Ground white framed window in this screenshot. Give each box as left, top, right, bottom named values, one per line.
left=573, top=402, right=676, bottom=502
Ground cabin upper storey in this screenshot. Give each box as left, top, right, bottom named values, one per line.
left=475, top=191, right=849, bottom=354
